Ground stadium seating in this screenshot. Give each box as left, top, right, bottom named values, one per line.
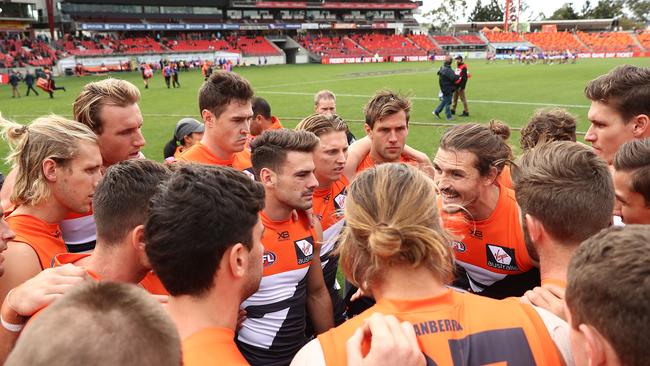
left=524, top=32, right=588, bottom=52
left=432, top=35, right=460, bottom=45
left=408, top=34, right=439, bottom=52
left=0, top=38, right=59, bottom=68
left=166, top=39, right=235, bottom=52
left=483, top=32, right=524, bottom=43
left=352, top=34, right=425, bottom=56
left=456, top=35, right=485, bottom=45
left=299, top=35, right=370, bottom=57
left=233, top=36, right=282, bottom=57
left=637, top=32, right=650, bottom=50
left=577, top=31, right=641, bottom=52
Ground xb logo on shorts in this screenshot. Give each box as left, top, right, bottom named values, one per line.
left=294, top=237, right=314, bottom=265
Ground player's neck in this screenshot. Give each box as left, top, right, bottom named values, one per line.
left=465, top=184, right=500, bottom=221
left=369, top=148, right=397, bottom=165
left=84, top=244, right=148, bottom=284
left=263, top=194, right=294, bottom=222
left=200, top=136, right=234, bottom=161
left=315, top=175, right=334, bottom=191
left=12, top=199, right=69, bottom=225
left=538, top=241, right=576, bottom=284
left=166, top=291, right=239, bottom=339
left=372, top=264, right=446, bottom=301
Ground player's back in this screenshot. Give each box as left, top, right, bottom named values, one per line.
left=317, top=288, right=563, bottom=366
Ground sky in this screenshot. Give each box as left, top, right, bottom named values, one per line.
left=417, top=0, right=590, bottom=22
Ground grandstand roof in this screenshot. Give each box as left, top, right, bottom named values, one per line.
left=453, top=19, right=615, bottom=32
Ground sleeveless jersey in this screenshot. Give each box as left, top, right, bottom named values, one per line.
left=179, top=142, right=254, bottom=179
left=6, top=214, right=66, bottom=270
left=184, top=328, right=249, bottom=366
left=52, top=252, right=100, bottom=280
left=317, top=288, right=563, bottom=366
left=440, top=184, right=535, bottom=296
left=312, top=176, right=348, bottom=324
left=140, top=271, right=169, bottom=295
left=355, top=152, right=418, bottom=174
left=236, top=211, right=317, bottom=366
left=498, top=165, right=514, bottom=190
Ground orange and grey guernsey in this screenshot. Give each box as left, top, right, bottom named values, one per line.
left=6, top=214, right=67, bottom=270
left=179, top=142, right=255, bottom=179
left=355, top=152, right=418, bottom=174
left=236, top=211, right=318, bottom=366
left=317, top=288, right=563, bottom=366
left=440, top=184, right=535, bottom=295
left=184, top=328, right=249, bottom=366
left=312, top=176, right=348, bottom=323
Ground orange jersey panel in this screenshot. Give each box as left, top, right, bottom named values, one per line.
left=440, top=185, right=533, bottom=292
left=497, top=165, right=514, bottom=190
left=184, top=328, right=249, bottom=366
left=52, top=252, right=101, bottom=280
left=6, top=214, right=67, bottom=270
left=179, top=143, right=254, bottom=178
left=259, top=211, right=316, bottom=277
left=318, top=289, right=563, bottom=366
left=355, top=152, right=418, bottom=174
left=312, top=176, right=348, bottom=235
left=140, top=271, right=170, bottom=295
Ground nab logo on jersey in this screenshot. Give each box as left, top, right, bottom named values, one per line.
left=486, top=244, right=519, bottom=271
left=263, top=251, right=276, bottom=267
left=294, top=237, right=314, bottom=265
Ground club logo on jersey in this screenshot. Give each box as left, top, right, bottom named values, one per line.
left=486, top=244, right=519, bottom=271
left=451, top=241, right=466, bottom=253
left=262, top=251, right=276, bottom=267
left=334, top=191, right=347, bottom=211
left=242, top=168, right=255, bottom=180
left=277, top=231, right=290, bottom=241
left=294, top=237, right=314, bottom=265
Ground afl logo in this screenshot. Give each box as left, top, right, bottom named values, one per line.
left=263, top=252, right=276, bottom=267
left=451, top=241, right=466, bottom=253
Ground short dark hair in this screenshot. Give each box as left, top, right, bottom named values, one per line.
left=198, top=71, right=254, bottom=118
left=6, top=282, right=181, bottom=366
left=251, top=129, right=319, bottom=179
left=520, top=108, right=577, bottom=151
left=252, top=97, right=271, bottom=119
left=613, top=138, right=650, bottom=206
left=584, top=65, right=650, bottom=123
left=93, top=160, right=171, bottom=245
left=513, top=141, right=613, bottom=245
left=145, top=164, right=265, bottom=297
left=439, top=121, right=512, bottom=176
left=566, top=225, right=650, bottom=366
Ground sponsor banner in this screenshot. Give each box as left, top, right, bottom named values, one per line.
left=0, top=74, right=8, bottom=84
left=322, top=57, right=385, bottom=64
left=105, top=24, right=126, bottom=30
left=391, top=55, right=430, bottom=62
left=372, top=22, right=388, bottom=29
left=301, top=23, right=319, bottom=30
left=223, top=24, right=240, bottom=30
left=577, top=52, right=640, bottom=59
left=146, top=24, right=166, bottom=30
left=357, top=24, right=372, bottom=29
left=319, top=23, right=332, bottom=29
left=577, top=53, right=592, bottom=58
left=333, top=23, right=357, bottom=29
left=80, top=23, right=106, bottom=31
left=126, top=24, right=146, bottom=30
left=256, top=1, right=307, bottom=8
left=205, top=24, right=224, bottom=30
left=267, top=23, right=286, bottom=29
left=241, top=24, right=267, bottom=30
left=615, top=52, right=633, bottom=58
left=166, top=24, right=186, bottom=30
left=322, top=2, right=417, bottom=9
left=186, top=24, right=205, bottom=30
left=434, top=55, right=448, bottom=61
left=286, top=23, right=301, bottom=29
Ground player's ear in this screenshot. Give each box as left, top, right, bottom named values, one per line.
left=259, top=167, right=275, bottom=187
left=201, top=109, right=214, bottom=127
left=42, top=158, right=59, bottom=183
left=525, top=214, right=543, bottom=243
left=580, top=324, right=608, bottom=366
left=364, top=123, right=372, bottom=137
left=228, top=243, right=248, bottom=279
left=131, top=225, right=150, bottom=268
left=631, top=114, right=649, bottom=138
left=483, top=165, right=499, bottom=186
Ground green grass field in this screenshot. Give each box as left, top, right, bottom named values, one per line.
left=1, top=57, right=649, bottom=174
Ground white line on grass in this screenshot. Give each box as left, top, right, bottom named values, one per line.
left=258, top=91, right=590, bottom=109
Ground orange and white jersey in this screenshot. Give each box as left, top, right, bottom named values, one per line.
left=237, top=211, right=317, bottom=366
left=312, top=176, right=348, bottom=265
left=179, top=142, right=254, bottom=179
left=311, top=288, right=564, bottom=366
left=6, top=214, right=67, bottom=270
left=183, top=328, right=249, bottom=366
left=440, top=184, right=535, bottom=296
left=355, top=152, right=418, bottom=174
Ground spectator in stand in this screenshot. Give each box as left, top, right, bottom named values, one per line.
left=24, top=70, right=38, bottom=97
left=451, top=55, right=470, bottom=117
left=9, top=70, right=20, bottom=98
left=433, top=56, right=460, bottom=120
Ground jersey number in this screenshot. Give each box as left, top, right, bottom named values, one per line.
left=425, top=328, right=536, bottom=366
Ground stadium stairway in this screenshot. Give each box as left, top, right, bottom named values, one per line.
left=572, top=33, right=593, bottom=52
